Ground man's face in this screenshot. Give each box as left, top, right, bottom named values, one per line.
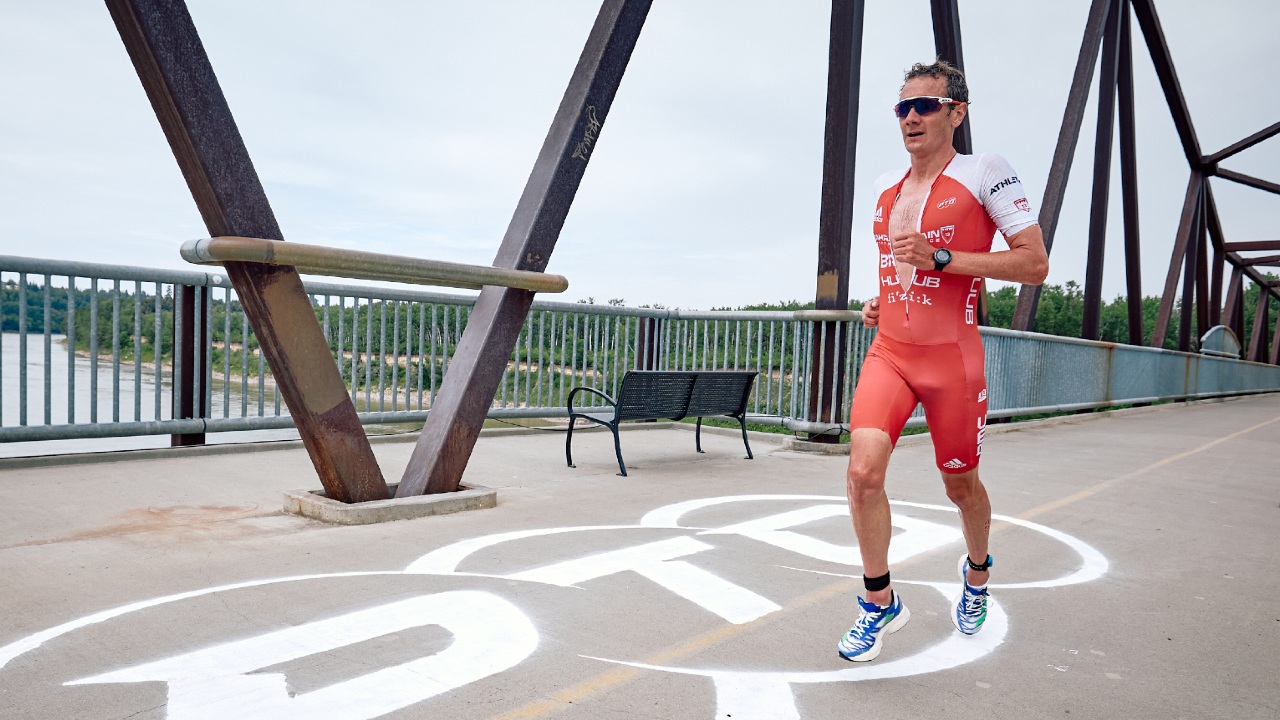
left=898, top=76, right=965, bottom=157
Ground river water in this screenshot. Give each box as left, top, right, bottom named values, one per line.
left=0, top=332, right=300, bottom=457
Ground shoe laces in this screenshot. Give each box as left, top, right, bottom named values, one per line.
left=961, top=587, right=986, bottom=616
left=848, top=604, right=885, bottom=644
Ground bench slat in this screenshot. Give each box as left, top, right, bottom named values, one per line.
left=686, top=371, right=755, bottom=418
left=616, top=372, right=697, bottom=421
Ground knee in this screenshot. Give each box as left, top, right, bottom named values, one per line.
left=846, top=459, right=886, bottom=504
left=944, top=475, right=981, bottom=508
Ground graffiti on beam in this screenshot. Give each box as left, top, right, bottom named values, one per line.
left=0, top=495, right=1108, bottom=719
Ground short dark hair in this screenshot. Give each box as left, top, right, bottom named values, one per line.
left=902, top=59, right=969, bottom=103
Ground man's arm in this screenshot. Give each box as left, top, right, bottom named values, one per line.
left=890, top=224, right=1049, bottom=286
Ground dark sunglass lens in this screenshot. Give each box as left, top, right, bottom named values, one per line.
left=895, top=97, right=944, bottom=118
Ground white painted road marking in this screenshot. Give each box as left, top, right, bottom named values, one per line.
left=1, top=495, right=1108, bottom=720
left=69, top=591, right=537, bottom=720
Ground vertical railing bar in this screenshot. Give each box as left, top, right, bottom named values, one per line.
left=19, top=274, right=28, bottom=426
left=220, top=286, right=229, bottom=419
left=111, top=280, right=121, bottom=423
left=257, top=314, right=265, bottom=418
left=240, top=301, right=249, bottom=417
left=429, top=304, right=439, bottom=406
left=43, top=278, right=53, bottom=425
left=378, top=299, right=387, bottom=412
left=364, top=296, right=373, bottom=411
left=524, top=312, right=534, bottom=408
left=155, top=286, right=164, bottom=421
left=336, top=294, right=346, bottom=389
left=203, top=286, right=213, bottom=420
left=441, top=304, right=452, bottom=384
left=67, top=277, right=77, bottom=425
left=90, top=278, right=100, bottom=424
left=391, top=300, right=401, bottom=411
left=350, top=299, right=360, bottom=405
left=593, top=314, right=603, bottom=404
left=738, top=319, right=746, bottom=374
left=417, top=303, right=426, bottom=411
left=557, top=313, right=567, bottom=406
left=538, top=311, right=547, bottom=408
left=499, top=305, right=510, bottom=408
left=571, top=313, right=580, bottom=400
left=512, top=313, right=523, bottom=407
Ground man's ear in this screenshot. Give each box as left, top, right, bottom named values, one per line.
left=951, top=103, right=968, bottom=127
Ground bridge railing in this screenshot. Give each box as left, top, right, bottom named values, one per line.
left=3, top=254, right=1278, bottom=447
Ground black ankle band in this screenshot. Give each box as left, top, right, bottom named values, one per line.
left=966, top=554, right=993, bottom=572
left=863, top=572, right=891, bottom=592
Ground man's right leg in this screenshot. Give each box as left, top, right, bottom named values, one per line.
left=846, top=429, right=896, bottom=607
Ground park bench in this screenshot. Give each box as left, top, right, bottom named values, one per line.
left=566, top=370, right=758, bottom=476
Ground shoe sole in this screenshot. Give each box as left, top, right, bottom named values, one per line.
left=839, top=604, right=912, bottom=662
left=952, top=553, right=984, bottom=635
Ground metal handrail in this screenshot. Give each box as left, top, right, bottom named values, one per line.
left=180, top=236, right=569, bottom=294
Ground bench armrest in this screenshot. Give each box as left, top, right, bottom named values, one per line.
left=567, top=386, right=618, bottom=415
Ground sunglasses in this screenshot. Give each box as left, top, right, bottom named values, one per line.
left=893, top=96, right=959, bottom=119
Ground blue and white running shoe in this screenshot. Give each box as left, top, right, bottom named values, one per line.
left=837, top=592, right=910, bottom=662
left=952, top=554, right=990, bottom=635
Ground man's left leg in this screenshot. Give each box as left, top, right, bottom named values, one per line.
left=943, top=468, right=992, bottom=634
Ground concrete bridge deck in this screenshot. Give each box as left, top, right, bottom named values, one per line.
left=1, top=394, right=1277, bottom=719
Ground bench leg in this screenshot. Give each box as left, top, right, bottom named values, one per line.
left=612, top=423, right=627, bottom=477
left=566, top=415, right=576, bottom=468
left=696, top=417, right=704, bottom=453
left=739, top=416, right=753, bottom=460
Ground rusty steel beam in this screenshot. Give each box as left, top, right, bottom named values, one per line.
left=1152, top=173, right=1201, bottom=348
left=1177, top=195, right=1200, bottom=352
left=930, top=0, right=971, bottom=155
left=107, top=0, right=388, bottom=503
left=1205, top=186, right=1225, bottom=327
left=1214, top=167, right=1280, bottom=196
left=1012, top=0, right=1113, bottom=331
left=398, top=0, right=653, bottom=497
left=1223, top=241, right=1280, bottom=253
left=1117, top=0, right=1144, bottom=346
left=1130, top=0, right=1201, bottom=165
left=1222, top=265, right=1243, bottom=329
left=170, top=284, right=207, bottom=446
left=808, top=0, right=865, bottom=440
left=1248, top=288, right=1270, bottom=362
left=1082, top=0, right=1122, bottom=341
left=1194, top=205, right=1211, bottom=343
left=1271, top=304, right=1280, bottom=365
left=1241, top=254, right=1280, bottom=267
left=1204, top=120, right=1280, bottom=165
left=929, top=0, right=990, bottom=326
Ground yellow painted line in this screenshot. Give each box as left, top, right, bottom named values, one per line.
left=489, top=412, right=1280, bottom=719
left=1016, top=413, right=1280, bottom=521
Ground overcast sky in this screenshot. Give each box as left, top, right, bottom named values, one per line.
left=1, top=1, right=1275, bottom=310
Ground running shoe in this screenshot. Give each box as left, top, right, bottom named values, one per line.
left=952, top=554, right=990, bottom=635
left=837, top=592, right=910, bottom=662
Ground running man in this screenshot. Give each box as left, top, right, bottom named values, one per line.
left=837, top=60, right=1048, bottom=662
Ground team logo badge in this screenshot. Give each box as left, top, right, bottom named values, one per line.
left=1014, top=197, right=1031, bottom=213
left=940, top=225, right=955, bottom=244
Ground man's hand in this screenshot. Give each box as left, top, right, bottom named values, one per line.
left=862, top=298, right=880, bottom=328
left=891, top=230, right=935, bottom=271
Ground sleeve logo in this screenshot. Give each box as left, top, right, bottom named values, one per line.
left=1014, top=198, right=1031, bottom=213
left=988, top=176, right=1019, bottom=195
